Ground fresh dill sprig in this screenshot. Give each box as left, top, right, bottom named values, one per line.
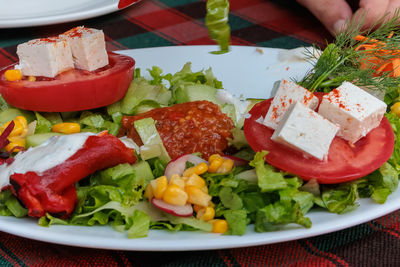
left=297, top=10, right=400, bottom=105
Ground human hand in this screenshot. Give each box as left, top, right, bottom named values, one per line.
left=297, top=0, right=400, bottom=35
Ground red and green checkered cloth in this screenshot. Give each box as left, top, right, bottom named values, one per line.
left=0, top=0, right=399, bottom=266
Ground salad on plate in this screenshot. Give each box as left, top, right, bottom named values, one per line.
left=0, top=16, right=399, bottom=240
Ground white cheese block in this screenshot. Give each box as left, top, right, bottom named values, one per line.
left=16, top=37, right=74, bottom=78
left=271, top=102, right=339, bottom=161
left=60, top=26, right=109, bottom=71
left=318, top=81, right=387, bottom=143
left=263, top=79, right=319, bottom=129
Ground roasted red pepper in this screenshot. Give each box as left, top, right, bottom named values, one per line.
left=119, top=100, right=234, bottom=159
left=10, top=134, right=136, bottom=218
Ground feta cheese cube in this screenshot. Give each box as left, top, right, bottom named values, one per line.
left=263, top=79, right=319, bottom=129
left=16, top=37, right=74, bottom=78
left=271, top=102, right=339, bottom=161
left=318, top=82, right=387, bottom=143
left=60, top=26, right=109, bottom=71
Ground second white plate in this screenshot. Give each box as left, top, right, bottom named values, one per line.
left=0, top=0, right=140, bottom=28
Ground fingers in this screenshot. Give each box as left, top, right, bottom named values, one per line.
left=386, top=0, right=400, bottom=18
left=354, top=0, right=390, bottom=28
left=297, top=0, right=353, bottom=35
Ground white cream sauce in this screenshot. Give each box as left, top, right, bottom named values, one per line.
left=0, top=132, right=94, bottom=189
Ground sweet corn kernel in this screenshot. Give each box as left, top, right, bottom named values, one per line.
left=196, top=206, right=215, bottom=221
left=28, top=76, right=36, bottom=82
left=391, top=102, right=400, bottom=117
left=11, top=117, right=27, bottom=137
left=200, top=185, right=208, bottom=194
left=208, top=158, right=224, bottom=173
left=185, top=185, right=211, bottom=207
left=193, top=202, right=213, bottom=213
left=52, top=122, right=81, bottom=134
left=169, top=174, right=185, bottom=189
left=216, top=158, right=234, bottom=173
left=183, top=162, right=208, bottom=177
left=0, top=116, right=28, bottom=137
left=14, top=116, right=28, bottom=129
left=4, top=69, right=22, bottom=82
left=163, top=184, right=188, bottom=206
left=212, top=219, right=228, bottom=233
left=151, top=176, right=168, bottom=199
left=5, top=137, right=25, bottom=152
left=185, top=173, right=206, bottom=189
left=193, top=204, right=204, bottom=213
left=208, top=154, right=221, bottom=162
left=144, top=184, right=153, bottom=199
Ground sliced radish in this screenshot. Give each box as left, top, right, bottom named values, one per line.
left=151, top=198, right=193, bottom=217
left=223, top=155, right=249, bottom=166
left=0, top=120, right=14, bottom=149
left=164, top=154, right=207, bottom=179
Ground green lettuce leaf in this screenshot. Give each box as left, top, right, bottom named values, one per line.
left=79, top=112, right=120, bottom=135
left=34, top=112, right=53, bottom=133
left=166, top=215, right=213, bottom=232
left=319, top=183, right=359, bottom=214
left=0, top=190, right=28, bottom=217
left=169, top=62, right=223, bottom=90
left=41, top=112, right=62, bottom=124
left=218, top=186, right=243, bottom=210
left=228, top=127, right=249, bottom=150
left=386, top=113, right=400, bottom=171
left=127, top=210, right=151, bottom=238
left=249, top=151, right=287, bottom=192
left=223, top=209, right=247, bottom=235
left=279, top=177, right=314, bottom=215
left=119, top=77, right=171, bottom=115
left=147, top=157, right=168, bottom=178
left=358, top=162, right=399, bottom=204
left=255, top=201, right=312, bottom=232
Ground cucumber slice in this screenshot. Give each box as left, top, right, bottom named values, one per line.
left=175, top=84, right=218, bottom=104
left=26, top=132, right=63, bottom=147
left=0, top=108, right=34, bottom=124
left=134, top=118, right=171, bottom=162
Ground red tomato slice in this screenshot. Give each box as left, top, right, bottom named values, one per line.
left=0, top=52, right=135, bottom=112
left=243, top=97, right=395, bottom=184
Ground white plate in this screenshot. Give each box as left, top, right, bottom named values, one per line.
left=0, top=45, right=399, bottom=251
left=0, top=0, right=140, bottom=28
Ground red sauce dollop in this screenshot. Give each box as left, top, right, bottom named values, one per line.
left=119, top=101, right=235, bottom=159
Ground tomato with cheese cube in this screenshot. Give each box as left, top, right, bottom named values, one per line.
left=0, top=52, right=135, bottom=112
left=243, top=95, right=395, bottom=184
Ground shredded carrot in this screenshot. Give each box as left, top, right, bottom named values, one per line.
left=354, top=43, right=378, bottom=52
left=392, top=58, right=400, bottom=77
left=376, top=61, right=392, bottom=73
left=354, top=35, right=385, bottom=45
left=354, top=33, right=400, bottom=77
left=97, top=130, right=109, bottom=136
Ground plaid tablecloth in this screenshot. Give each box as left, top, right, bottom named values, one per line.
left=0, top=0, right=400, bottom=266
